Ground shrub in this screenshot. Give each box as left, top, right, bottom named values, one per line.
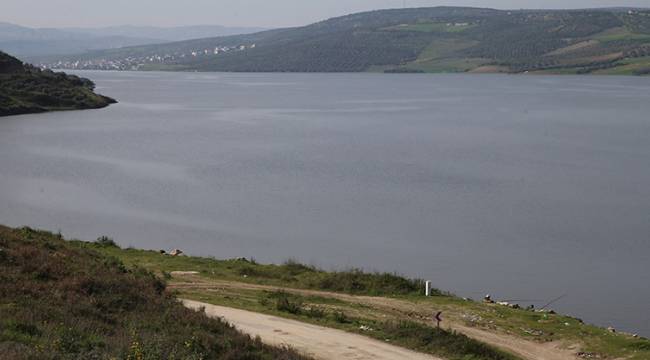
left=273, top=291, right=303, bottom=315
left=306, top=307, right=326, bottom=319
left=316, top=269, right=428, bottom=296
left=333, top=311, right=351, bottom=324
left=96, top=236, right=119, bottom=248
left=282, top=259, right=317, bottom=276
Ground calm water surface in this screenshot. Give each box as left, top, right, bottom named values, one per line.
left=1, top=71, right=649, bottom=335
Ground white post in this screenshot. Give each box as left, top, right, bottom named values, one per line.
left=425, top=281, right=432, bottom=296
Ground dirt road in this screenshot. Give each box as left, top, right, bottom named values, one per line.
left=173, top=278, right=578, bottom=360
left=183, top=299, right=440, bottom=360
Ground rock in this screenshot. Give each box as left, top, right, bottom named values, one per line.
left=170, top=249, right=184, bottom=256
left=483, top=294, right=494, bottom=303
left=170, top=271, right=199, bottom=276
left=159, top=250, right=167, bottom=254
left=607, top=326, right=616, bottom=333
left=522, top=328, right=544, bottom=336
left=577, top=351, right=601, bottom=358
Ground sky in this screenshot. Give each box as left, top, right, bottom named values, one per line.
left=3, top=0, right=650, bottom=28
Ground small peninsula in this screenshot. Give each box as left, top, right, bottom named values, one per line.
left=0, top=51, right=116, bottom=117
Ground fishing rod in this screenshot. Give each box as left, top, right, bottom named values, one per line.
left=541, top=294, right=567, bottom=310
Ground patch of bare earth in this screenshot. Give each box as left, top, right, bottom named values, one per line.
left=545, top=40, right=600, bottom=56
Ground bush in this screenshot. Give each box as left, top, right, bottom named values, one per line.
left=282, top=259, right=317, bottom=276
left=333, top=311, right=351, bottom=324
left=274, top=292, right=303, bottom=315
left=95, top=236, right=119, bottom=248
left=306, top=307, right=326, bottom=319
left=316, top=269, right=428, bottom=296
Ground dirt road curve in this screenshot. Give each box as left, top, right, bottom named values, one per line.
left=173, top=279, right=578, bottom=360
left=183, top=299, right=441, bottom=360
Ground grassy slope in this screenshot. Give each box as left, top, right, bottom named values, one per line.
left=70, top=247, right=433, bottom=297
left=0, top=226, right=309, bottom=360
left=89, top=245, right=650, bottom=360
left=0, top=51, right=116, bottom=117
left=44, top=7, right=650, bottom=75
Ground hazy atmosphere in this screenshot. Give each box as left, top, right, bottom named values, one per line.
left=3, top=1, right=650, bottom=358
left=3, top=0, right=650, bottom=27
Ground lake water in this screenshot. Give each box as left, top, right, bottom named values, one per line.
left=1, top=71, right=649, bottom=336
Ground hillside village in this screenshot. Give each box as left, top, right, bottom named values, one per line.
left=44, top=43, right=257, bottom=70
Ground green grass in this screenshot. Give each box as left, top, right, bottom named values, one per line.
left=593, top=56, right=650, bottom=75
left=417, top=39, right=479, bottom=61
left=78, top=244, right=436, bottom=297
left=399, top=38, right=487, bottom=73
left=592, top=27, right=650, bottom=43
left=0, top=226, right=309, bottom=360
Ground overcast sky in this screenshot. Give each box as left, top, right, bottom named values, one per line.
left=3, top=0, right=650, bottom=28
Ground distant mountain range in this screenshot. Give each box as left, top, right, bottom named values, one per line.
left=61, top=25, right=268, bottom=42
left=0, top=22, right=266, bottom=58
left=39, top=6, right=650, bottom=75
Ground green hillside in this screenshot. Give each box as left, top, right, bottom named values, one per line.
left=44, top=7, right=650, bottom=75
left=0, top=226, right=308, bottom=359
left=0, top=51, right=116, bottom=117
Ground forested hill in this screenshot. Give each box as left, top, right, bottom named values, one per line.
left=0, top=51, right=116, bottom=117
left=44, top=7, right=650, bottom=75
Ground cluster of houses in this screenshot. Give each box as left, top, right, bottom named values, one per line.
left=42, top=43, right=257, bottom=71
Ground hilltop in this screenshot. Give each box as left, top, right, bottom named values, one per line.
left=0, top=226, right=308, bottom=359
left=44, top=7, right=650, bottom=75
left=0, top=51, right=115, bottom=117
